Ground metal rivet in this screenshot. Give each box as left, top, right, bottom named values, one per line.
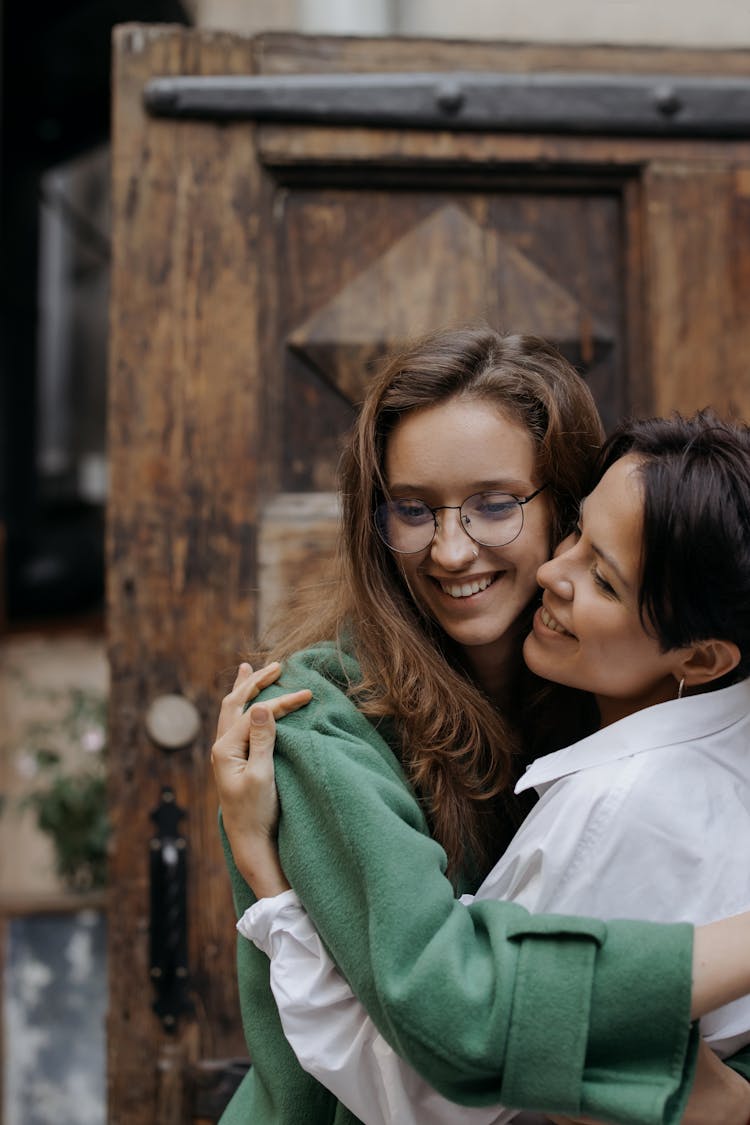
left=654, top=84, right=682, bottom=117
left=435, top=80, right=464, bottom=116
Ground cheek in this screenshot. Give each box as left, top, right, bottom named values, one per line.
left=579, top=607, right=620, bottom=652
left=397, top=555, right=435, bottom=611
left=517, top=524, right=554, bottom=587
left=500, top=545, right=549, bottom=610
left=525, top=510, right=554, bottom=567
left=614, top=630, right=668, bottom=673
left=579, top=615, right=658, bottom=678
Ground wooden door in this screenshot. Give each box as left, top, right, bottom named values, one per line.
left=108, top=25, right=750, bottom=1123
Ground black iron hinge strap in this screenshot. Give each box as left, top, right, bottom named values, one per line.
left=144, top=71, right=750, bottom=136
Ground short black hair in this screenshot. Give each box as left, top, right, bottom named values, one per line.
left=595, top=410, right=750, bottom=687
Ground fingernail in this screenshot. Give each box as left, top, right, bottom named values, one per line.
left=250, top=705, right=270, bottom=724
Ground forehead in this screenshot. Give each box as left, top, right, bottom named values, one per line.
left=589, top=454, right=644, bottom=510
left=384, top=398, right=537, bottom=487
left=585, top=455, right=645, bottom=568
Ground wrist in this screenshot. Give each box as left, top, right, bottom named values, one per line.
left=233, top=834, right=290, bottom=899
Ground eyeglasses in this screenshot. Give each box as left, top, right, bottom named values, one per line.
left=375, top=486, right=548, bottom=555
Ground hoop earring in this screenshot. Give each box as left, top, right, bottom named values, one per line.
left=677, top=677, right=686, bottom=700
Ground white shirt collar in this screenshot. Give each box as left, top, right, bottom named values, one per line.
left=516, top=677, right=750, bottom=795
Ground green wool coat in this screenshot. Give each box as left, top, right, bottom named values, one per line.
left=220, top=642, right=709, bottom=1125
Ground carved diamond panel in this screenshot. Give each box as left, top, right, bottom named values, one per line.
left=287, top=203, right=613, bottom=407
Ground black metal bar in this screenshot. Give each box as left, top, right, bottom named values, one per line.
left=144, top=71, right=750, bottom=136
left=149, top=787, right=193, bottom=1033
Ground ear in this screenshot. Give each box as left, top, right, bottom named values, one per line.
left=673, top=639, right=741, bottom=690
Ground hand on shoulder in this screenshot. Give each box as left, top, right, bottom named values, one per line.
left=212, top=662, right=311, bottom=896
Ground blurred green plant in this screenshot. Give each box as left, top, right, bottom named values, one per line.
left=18, top=688, right=109, bottom=892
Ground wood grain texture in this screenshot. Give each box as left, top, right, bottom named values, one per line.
left=108, top=24, right=259, bottom=1123
left=644, top=162, right=750, bottom=418
left=277, top=187, right=625, bottom=437
left=256, top=124, right=750, bottom=170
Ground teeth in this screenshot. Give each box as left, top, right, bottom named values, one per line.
left=440, top=575, right=494, bottom=599
left=541, top=606, right=571, bottom=635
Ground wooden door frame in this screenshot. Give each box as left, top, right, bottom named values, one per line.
left=108, top=25, right=750, bottom=1122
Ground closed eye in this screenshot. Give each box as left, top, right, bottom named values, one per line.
left=472, top=494, right=518, bottom=520
left=592, top=564, right=616, bottom=597
left=393, top=499, right=433, bottom=525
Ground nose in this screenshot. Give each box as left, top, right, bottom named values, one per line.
left=537, top=537, right=577, bottom=599
left=429, top=509, right=477, bottom=571
left=553, top=532, right=579, bottom=558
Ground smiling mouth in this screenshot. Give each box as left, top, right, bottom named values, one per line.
left=435, top=574, right=499, bottom=600
left=540, top=605, right=574, bottom=636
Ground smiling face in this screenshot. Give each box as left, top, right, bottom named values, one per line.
left=384, top=396, right=552, bottom=693
left=523, top=454, right=686, bottom=726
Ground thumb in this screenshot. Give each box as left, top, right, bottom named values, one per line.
left=248, top=703, right=277, bottom=763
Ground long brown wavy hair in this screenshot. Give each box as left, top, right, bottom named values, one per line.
left=268, top=326, right=604, bottom=878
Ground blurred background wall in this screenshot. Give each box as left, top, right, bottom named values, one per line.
left=192, top=0, right=750, bottom=44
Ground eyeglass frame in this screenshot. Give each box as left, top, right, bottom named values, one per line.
left=374, top=484, right=548, bottom=555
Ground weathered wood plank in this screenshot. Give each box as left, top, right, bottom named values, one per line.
left=621, top=176, right=650, bottom=419
left=255, top=123, right=750, bottom=170
left=108, top=23, right=259, bottom=1122
left=644, top=162, right=750, bottom=418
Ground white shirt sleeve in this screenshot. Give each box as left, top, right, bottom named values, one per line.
left=238, top=891, right=527, bottom=1125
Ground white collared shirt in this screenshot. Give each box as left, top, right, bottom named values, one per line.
left=238, top=678, right=750, bottom=1124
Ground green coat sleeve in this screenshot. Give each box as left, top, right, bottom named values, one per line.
left=225, top=643, right=699, bottom=1124
left=726, top=1044, right=750, bottom=1082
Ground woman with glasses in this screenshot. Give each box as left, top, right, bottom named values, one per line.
left=213, top=328, right=750, bottom=1125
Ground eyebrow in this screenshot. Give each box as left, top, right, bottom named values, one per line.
left=578, top=499, right=632, bottom=591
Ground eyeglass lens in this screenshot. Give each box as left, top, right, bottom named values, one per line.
left=375, top=492, right=524, bottom=554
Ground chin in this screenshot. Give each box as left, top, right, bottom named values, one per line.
left=522, top=633, right=551, bottom=678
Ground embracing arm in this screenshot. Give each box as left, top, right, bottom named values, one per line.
left=216, top=646, right=712, bottom=1124
left=693, top=917, right=750, bottom=1024
left=238, top=887, right=750, bottom=1125
left=222, top=701, right=750, bottom=1125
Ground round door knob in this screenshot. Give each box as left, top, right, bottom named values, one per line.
left=145, top=694, right=201, bottom=751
